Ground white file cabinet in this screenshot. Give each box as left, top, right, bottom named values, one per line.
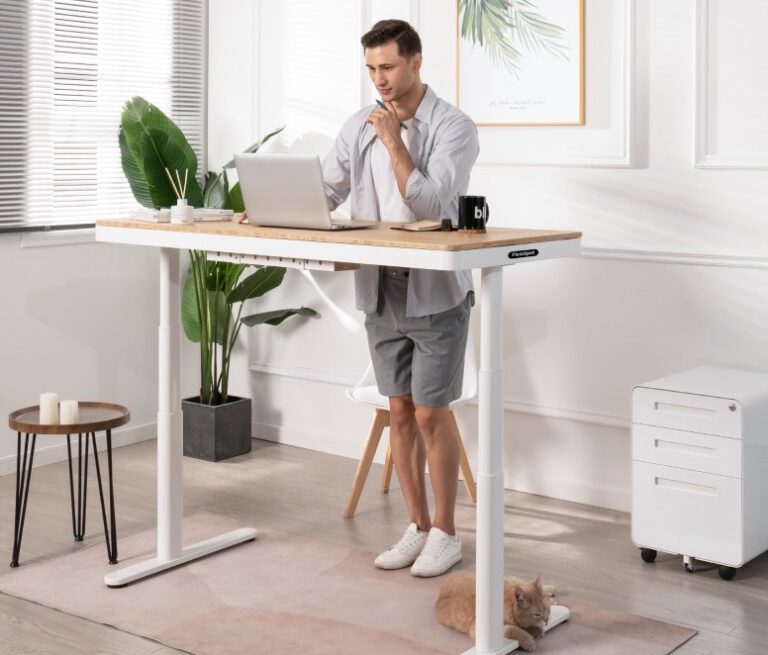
left=631, top=366, right=768, bottom=580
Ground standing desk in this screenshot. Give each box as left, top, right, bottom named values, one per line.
left=95, top=219, right=581, bottom=655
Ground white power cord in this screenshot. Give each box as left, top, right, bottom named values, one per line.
left=300, top=269, right=362, bottom=334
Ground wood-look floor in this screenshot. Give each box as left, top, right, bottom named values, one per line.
left=0, top=438, right=766, bottom=655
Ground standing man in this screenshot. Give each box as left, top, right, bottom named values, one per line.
left=323, top=19, right=479, bottom=577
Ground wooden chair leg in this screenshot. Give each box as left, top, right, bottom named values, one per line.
left=381, top=440, right=393, bottom=493
left=343, top=409, right=390, bottom=518
left=450, top=412, right=477, bottom=504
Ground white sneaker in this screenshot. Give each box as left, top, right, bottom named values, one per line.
left=410, top=527, right=462, bottom=577
left=374, top=523, right=429, bottom=570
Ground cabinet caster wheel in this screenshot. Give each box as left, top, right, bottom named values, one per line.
left=683, top=555, right=695, bottom=573
left=640, top=548, right=657, bottom=563
left=718, top=566, right=736, bottom=581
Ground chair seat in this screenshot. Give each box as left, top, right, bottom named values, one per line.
left=347, top=385, right=389, bottom=409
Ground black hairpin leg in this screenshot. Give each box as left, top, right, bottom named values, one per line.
left=91, top=430, right=118, bottom=564
left=11, top=432, right=37, bottom=568
left=66, top=433, right=89, bottom=542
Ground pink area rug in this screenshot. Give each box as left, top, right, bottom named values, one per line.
left=0, top=513, right=696, bottom=654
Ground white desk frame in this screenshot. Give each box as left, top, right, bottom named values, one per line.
left=96, top=222, right=580, bottom=655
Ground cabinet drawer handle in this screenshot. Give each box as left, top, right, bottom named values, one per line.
left=654, top=439, right=717, bottom=457
left=654, top=401, right=717, bottom=419
left=654, top=477, right=718, bottom=496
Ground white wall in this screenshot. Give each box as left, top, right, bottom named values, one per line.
left=208, top=0, right=768, bottom=512
left=0, top=233, right=161, bottom=474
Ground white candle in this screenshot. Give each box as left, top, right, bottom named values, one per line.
left=60, top=400, right=79, bottom=425
left=39, top=392, right=59, bottom=425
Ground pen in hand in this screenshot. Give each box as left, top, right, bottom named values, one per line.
left=376, top=99, right=408, bottom=130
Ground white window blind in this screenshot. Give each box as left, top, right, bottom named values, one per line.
left=0, top=0, right=205, bottom=226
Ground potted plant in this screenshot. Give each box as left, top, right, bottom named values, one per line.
left=119, top=96, right=318, bottom=461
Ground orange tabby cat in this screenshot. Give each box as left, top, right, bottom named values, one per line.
left=435, top=571, right=554, bottom=651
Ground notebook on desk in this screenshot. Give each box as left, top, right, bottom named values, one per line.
left=235, top=153, right=374, bottom=231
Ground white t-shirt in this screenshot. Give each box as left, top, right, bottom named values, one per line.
left=371, top=118, right=415, bottom=223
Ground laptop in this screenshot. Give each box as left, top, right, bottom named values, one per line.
left=235, top=153, right=374, bottom=231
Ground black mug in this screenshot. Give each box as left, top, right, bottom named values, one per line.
left=458, top=196, right=490, bottom=232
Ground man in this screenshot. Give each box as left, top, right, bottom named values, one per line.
left=323, top=19, right=479, bottom=578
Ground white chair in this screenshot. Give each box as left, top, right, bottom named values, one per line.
left=343, top=332, right=478, bottom=518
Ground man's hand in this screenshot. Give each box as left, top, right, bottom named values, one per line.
left=367, top=101, right=403, bottom=151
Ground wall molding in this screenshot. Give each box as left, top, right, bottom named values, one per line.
left=581, top=246, right=768, bottom=270
left=21, top=228, right=95, bottom=249
left=251, top=418, right=630, bottom=512
left=251, top=361, right=359, bottom=387
left=253, top=418, right=373, bottom=462
left=250, top=362, right=629, bottom=429
left=503, top=473, right=630, bottom=514
left=695, top=0, right=768, bottom=168
left=475, top=0, right=636, bottom=168
left=0, top=421, right=156, bottom=477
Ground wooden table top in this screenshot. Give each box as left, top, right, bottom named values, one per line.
left=9, top=402, right=130, bottom=435
left=96, top=219, right=582, bottom=252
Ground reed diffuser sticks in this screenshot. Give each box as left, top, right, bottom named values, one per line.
left=164, top=167, right=189, bottom=200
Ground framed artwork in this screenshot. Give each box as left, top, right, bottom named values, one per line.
left=456, top=0, right=585, bottom=126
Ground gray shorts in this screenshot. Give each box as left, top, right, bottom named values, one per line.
left=364, top=267, right=472, bottom=408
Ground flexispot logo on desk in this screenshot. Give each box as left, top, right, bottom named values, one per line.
left=508, top=249, right=539, bottom=259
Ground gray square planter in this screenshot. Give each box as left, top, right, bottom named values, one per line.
left=182, top=395, right=252, bottom=462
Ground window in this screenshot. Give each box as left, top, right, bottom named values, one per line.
left=0, top=0, right=206, bottom=229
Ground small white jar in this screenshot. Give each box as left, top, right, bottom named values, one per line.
left=170, top=198, right=194, bottom=224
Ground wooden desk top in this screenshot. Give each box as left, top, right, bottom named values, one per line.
left=96, top=219, right=581, bottom=252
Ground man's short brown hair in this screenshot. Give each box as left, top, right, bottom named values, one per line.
left=360, top=19, right=422, bottom=59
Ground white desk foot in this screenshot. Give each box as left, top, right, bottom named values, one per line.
left=545, top=605, right=570, bottom=631
left=461, top=639, right=519, bottom=655
left=461, top=605, right=570, bottom=654
left=104, top=527, right=257, bottom=587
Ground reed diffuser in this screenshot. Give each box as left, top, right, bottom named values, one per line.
left=166, top=167, right=193, bottom=224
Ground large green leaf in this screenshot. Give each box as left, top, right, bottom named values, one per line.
left=241, top=306, right=319, bottom=327
left=208, top=290, right=229, bottom=345
left=139, top=127, right=204, bottom=208
left=119, top=128, right=154, bottom=208
left=203, top=169, right=229, bottom=209
left=120, top=97, right=204, bottom=208
left=205, top=260, right=244, bottom=293
left=228, top=267, right=286, bottom=304
left=228, top=181, right=244, bottom=213
left=182, top=268, right=202, bottom=342
left=182, top=262, right=229, bottom=344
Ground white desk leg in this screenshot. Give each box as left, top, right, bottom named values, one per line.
left=463, top=266, right=517, bottom=655
left=105, top=248, right=256, bottom=587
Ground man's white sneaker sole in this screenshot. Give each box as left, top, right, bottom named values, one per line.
left=374, top=555, right=419, bottom=570
left=410, top=550, right=462, bottom=577
left=374, top=524, right=428, bottom=570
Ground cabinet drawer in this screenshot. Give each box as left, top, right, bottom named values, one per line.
left=632, top=424, right=741, bottom=478
left=632, top=461, right=743, bottom=566
left=633, top=387, right=741, bottom=438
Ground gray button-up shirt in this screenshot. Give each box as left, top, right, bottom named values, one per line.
left=322, top=85, right=479, bottom=317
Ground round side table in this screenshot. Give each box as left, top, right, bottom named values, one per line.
left=8, top=402, right=129, bottom=568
